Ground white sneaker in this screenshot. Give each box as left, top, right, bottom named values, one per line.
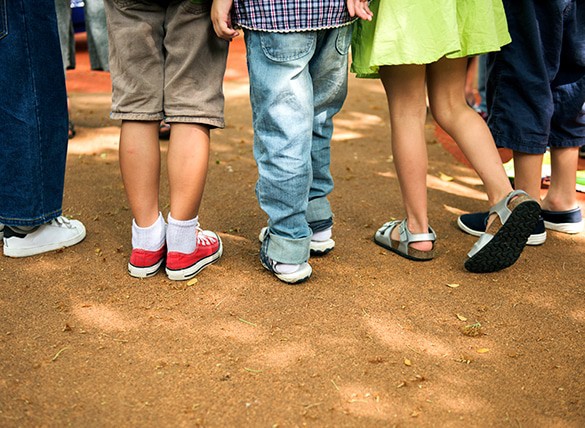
left=3, top=216, right=86, bottom=257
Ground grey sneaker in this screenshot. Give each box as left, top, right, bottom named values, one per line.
left=3, top=216, right=86, bottom=257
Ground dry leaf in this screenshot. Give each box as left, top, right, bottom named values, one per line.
left=187, top=278, right=198, bottom=286
left=477, top=348, right=490, bottom=354
left=456, top=314, right=468, bottom=321
left=460, top=322, right=483, bottom=337
left=439, top=172, right=454, bottom=182
left=404, top=358, right=412, bottom=366
left=446, top=283, right=461, bottom=288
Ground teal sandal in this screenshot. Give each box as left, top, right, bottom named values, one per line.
left=374, top=219, right=436, bottom=261
left=465, top=190, right=541, bottom=273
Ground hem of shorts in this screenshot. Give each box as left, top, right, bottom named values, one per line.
left=548, top=135, right=585, bottom=149
left=110, top=113, right=224, bottom=128
left=0, top=209, right=62, bottom=227
left=492, top=131, right=549, bottom=155
left=165, top=116, right=225, bottom=129
left=236, top=19, right=355, bottom=33
left=110, top=112, right=164, bottom=121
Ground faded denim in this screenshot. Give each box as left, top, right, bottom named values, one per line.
left=245, top=25, right=352, bottom=264
left=0, top=0, right=68, bottom=226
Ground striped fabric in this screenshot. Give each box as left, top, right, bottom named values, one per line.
left=233, top=0, right=354, bottom=32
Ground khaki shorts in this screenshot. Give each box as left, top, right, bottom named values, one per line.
left=104, top=0, right=228, bottom=128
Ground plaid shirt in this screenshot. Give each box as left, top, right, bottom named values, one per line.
left=232, top=0, right=354, bottom=32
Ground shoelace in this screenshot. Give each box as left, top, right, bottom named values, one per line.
left=196, top=227, right=216, bottom=246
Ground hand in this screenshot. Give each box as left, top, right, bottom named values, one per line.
left=211, top=0, right=240, bottom=40
left=347, top=0, right=373, bottom=21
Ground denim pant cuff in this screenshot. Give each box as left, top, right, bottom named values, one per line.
left=306, top=197, right=332, bottom=224
left=263, top=233, right=311, bottom=265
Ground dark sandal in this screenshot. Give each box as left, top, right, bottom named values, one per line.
left=374, top=219, right=436, bottom=261
left=159, top=120, right=170, bottom=140
left=68, top=120, right=76, bottom=139
left=465, top=190, right=541, bottom=273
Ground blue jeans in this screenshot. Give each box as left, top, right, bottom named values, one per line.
left=487, top=0, right=585, bottom=154
left=245, top=26, right=352, bottom=264
left=0, top=0, right=69, bottom=227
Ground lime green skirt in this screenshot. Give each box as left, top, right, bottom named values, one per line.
left=351, top=0, right=511, bottom=78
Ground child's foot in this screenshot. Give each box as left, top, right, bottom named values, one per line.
left=128, top=213, right=167, bottom=278
left=374, top=219, right=436, bottom=261
left=464, top=190, right=540, bottom=273
left=310, top=227, right=335, bottom=255
left=166, top=229, right=222, bottom=281
left=260, top=254, right=312, bottom=284
left=3, top=216, right=86, bottom=257
left=457, top=211, right=547, bottom=245
left=541, top=207, right=583, bottom=234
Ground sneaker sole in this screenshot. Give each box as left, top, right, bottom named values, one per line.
left=128, top=258, right=165, bottom=278
left=464, top=200, right=541, bottom=273
left=544, top=220, right=584, bottom=234
left=165, top=242, right=223, bottom=281
left=310, top=239, right=335, bottom=255
left=3, top=230, right=86, bottom=258
left=260, top=259, right=312, bottom=284
left=457, top=217, right=546, bottom=246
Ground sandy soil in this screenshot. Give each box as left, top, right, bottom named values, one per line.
left=0, top=37, right=584, bottom=427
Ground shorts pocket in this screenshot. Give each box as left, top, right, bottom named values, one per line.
left=0, top=0, right=7, bottom=41
left=335, top=25, right=352, bottom=55
left=260, top=31, right=316, bottom=63
left=112, top=0, right=149, bottom=9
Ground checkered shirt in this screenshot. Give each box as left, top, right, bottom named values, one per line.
left=232, top=0, right=354, bottom=32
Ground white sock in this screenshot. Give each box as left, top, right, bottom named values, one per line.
left=312, top=227, right=332, bottom=242
left=167, top=214, right=198, bottom=254
left=132, top=213, right=166, bottom=251
left=274, top=262, right=302, bottom=274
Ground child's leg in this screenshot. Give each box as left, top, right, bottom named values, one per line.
left=119, top=120, right=161, bottom=227
left=542, top=147, right=580, bottom=211
left=167, top=123, right=210, bottom=221
left=508, top=152, right=544, bottom=202
left=427, top=57, right=513, bottom=206
left=379, top=64, right=432, bottom=252
left=306, top=26, right=352, bottom=243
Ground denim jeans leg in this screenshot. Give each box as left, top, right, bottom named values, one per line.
left=0, top=0, right=68, bottom=227
left=245, top=30, right=316, bottom=264
left=306, top=25, right=352, bottom=232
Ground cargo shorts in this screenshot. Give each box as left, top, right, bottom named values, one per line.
left=104, top=0, right=229, bottom=128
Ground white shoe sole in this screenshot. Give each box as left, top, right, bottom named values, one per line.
left=457, top=217, right=546, bottom=246
left=166, top=242, right=223, bottom=281
left=544, top=220, right=584, bottom=234
left=3, top=225, right=86, bottom=257
left=128, top=258, right=165, bottom=278
left=261, top=259, right=312, bottom=284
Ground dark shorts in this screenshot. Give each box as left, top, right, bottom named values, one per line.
left=104, top=0, right=229, bottom=127
left=487, top=0, right=585, bottom=154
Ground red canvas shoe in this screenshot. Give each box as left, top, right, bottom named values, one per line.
left=165, top=230, right=223, bottom=281
left=128, top=245, right=166, bottom=278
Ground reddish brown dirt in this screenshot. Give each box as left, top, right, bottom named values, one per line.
left=1, top=35, right=584, bottom=427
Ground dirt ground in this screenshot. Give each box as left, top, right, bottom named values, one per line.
left=1, top=37, right=584, bottom=427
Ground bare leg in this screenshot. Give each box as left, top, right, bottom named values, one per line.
left=509, top=151, right=544, bottom=202
left=119, top=120, right=161, bottom=227
left=542, top=147, right=579, bottom=211
left=379, top=64, right=432, bottom=252
left=167, top=123, right=210, bottom=220
left=427, top=57, right=512, bottom=206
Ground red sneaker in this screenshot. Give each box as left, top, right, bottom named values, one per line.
left=128, top=245, right=166, bottom=278
left=165, top=230, right=222, bottom=281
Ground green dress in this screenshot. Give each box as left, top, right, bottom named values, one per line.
left=351, top=0, right=511, bottom=78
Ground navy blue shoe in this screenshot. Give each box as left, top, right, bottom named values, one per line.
left=457, top=211, right=546, bottom=246
left=541, top=207, right=583, bottom=234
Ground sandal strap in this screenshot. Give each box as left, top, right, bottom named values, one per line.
left=398, top=219, right=436, bottom=254
left=489, top=189, right=530, bottom=225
